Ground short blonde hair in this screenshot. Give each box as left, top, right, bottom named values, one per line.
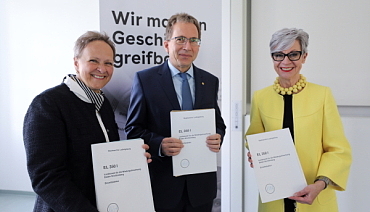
left=74, top=31, right=115, bottom=58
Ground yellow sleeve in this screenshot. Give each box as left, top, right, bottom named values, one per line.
left=316, top=87, right=352, bottom=191
left=245, top=91, right=265, bottom=149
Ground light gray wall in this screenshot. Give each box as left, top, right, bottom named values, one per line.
left=251, top=0, right=370, bottom=106
left=337, top=116, right=370, bottom=211
left=0, top=0, right=99, bottom=192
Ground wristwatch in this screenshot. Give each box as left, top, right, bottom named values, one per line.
left=314, top=176, right=330, bottom=189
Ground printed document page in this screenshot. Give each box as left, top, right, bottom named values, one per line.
left=171, top=109, right=217, bottom=177
left=91, top=139, right=155, bottom=212
left=246, top=128, right=307, bottom=203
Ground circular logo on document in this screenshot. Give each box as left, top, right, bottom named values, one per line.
left=265, top=184, right=275, bottom=194
left=107, top=203, right=119, bottom=212
left=180, top=159, right=190, bottom=168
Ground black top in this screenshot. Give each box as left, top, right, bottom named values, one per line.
left=283, top=94, right=296, bottom=211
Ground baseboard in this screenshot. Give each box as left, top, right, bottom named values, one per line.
left=0, top=190, right=36, bottom=196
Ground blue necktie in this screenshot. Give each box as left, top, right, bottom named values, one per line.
left=179, top=72, right=193, bottom=110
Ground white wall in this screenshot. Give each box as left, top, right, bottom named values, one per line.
left=0, top=0, right=99, bottom=192
left=337, top=116, right=370, bottom=211
left=251, top=0, right=370, bottom=106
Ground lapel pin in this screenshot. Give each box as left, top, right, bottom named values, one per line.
left=202, top=82, right=205, bottom=85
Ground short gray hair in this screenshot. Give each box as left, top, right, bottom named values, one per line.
left=270, top=28, right=309, bottom=54
left=165, top=13, right=201, bottom=40
left=74, top=31, right=115, bottom=58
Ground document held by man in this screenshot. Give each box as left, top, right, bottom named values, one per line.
left=91, top=139, right=155, bottom=212
left=246, top=128, right=307, bottom=203
left=170, top=109, right=217, bottom=177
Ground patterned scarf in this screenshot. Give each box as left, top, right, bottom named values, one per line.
left=67, top=74, right=104, bottom=111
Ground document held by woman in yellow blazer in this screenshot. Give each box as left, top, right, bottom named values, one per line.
left=246, top=128, right=307, bottom=203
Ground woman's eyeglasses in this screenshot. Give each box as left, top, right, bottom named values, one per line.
left=271, top=51, right=302, bottom=61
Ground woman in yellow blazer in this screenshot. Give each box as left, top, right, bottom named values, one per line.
left=245, top=28, right=352, bottom=212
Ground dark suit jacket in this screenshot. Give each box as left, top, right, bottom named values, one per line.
left=23, top=84, right=119, bottom=212
left=125, top=61, right=226, bottom=209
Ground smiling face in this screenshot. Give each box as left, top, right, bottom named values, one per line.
left=74, top=40, right=114, bottom=93
left=164, top=22, right=200, bottom=73
left=273, top=40, right=308, bottom=85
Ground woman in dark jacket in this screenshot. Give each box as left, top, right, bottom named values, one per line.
left=23, top=31, right=150, bottom=212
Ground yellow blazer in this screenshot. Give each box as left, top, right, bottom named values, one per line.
left=246, top=82, right=352, bottom=212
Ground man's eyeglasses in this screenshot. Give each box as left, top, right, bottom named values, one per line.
left=169, top=36, right=201, bottom=46
left=271, top=51, right=302, bottom=61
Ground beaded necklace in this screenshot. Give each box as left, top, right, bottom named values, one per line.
left=273, top=74, right=306, bottom=95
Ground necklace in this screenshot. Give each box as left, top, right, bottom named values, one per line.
left=273, top=74, right=306, bottom=95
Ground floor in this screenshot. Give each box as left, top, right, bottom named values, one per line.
left=0, top=190, right=35, bottom=212
left=0, top=189, right=221, bottom=211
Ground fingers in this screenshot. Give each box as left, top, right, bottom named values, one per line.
left=247, top=152, right=254, bottom=168
left=206, top=134, right=221, bottom=141
left=289, top=195, right=314, bottom=205
left=207, top=145, right=220, bottom=152
left=142, top=144, right=149, bottom=150
left=207, top=142, right=220, bottom=152
left=141, top=144, right=152, bottom=163
left=289, top=183, right=322, bottom=205
left=206, top=134, right=221, bottom=152
left=162, top=134, right=222, bottom=156
left=161, top=137, right=184, bottom=156
left=144, top=152, right=152, bottom=163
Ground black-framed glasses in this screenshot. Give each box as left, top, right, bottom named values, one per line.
left=271, top=51, right=302, bottom=61
left=169, top=36, right=201, bottom=46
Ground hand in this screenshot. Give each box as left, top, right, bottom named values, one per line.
left=247, top=152, right=254, bottom=168
left=161, top=137, right=184, bottom=156
left=142, top=144, right=152, bottom=163
left=206, top=134, right=221, bottom=152
left=288, top=181, right=326, bottom=205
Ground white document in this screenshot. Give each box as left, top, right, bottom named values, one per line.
left=246, top=128, right=307, bottom=203
left=91, top=139, right=155, bottom=212
left=170, top=109, right=217, bottom=177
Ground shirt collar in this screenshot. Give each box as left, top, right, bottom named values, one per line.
left=168, top=60, right=194, bottom=78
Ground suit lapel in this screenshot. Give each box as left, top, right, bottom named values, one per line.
left=193, top=66, right=204, bottom=109
left=158, top=61, right=181, bottom=110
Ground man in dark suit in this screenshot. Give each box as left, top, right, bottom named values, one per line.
left=125, top=13, right=226, bottom=212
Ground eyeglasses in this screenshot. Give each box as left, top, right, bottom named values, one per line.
left=271, top=51, right=302, bottom=61
left=169, top=36, right=201, bottom=46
